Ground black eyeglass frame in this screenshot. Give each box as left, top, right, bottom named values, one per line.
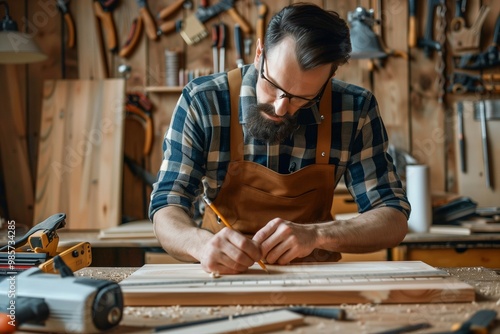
left=259, top=50, right=330, bottom=109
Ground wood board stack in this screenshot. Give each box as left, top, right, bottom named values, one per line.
left=120, top=261, right=475, bottom=306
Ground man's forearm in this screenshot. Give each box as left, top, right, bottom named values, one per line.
left=153, top=206, right=213, bottom=262
left=316, top=207, right=408, bottom=253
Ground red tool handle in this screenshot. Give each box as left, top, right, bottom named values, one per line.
left=212, top=24, right=219, bottom=48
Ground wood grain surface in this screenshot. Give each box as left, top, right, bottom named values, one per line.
left=34, top=79, right=125, bottom=229
left=119, top=261, right=475, bottom=306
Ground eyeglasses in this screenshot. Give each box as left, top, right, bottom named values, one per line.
left=259, top=50, right=329, bottom=109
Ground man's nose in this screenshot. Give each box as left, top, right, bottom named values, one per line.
left=273, top=98, right=289, bottom=117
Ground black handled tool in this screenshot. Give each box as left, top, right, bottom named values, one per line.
left=234, top=24, right=244, bottom=68
left=0, top=213, right=66, bottom=251
left=454, top=15, right=500, bottom=70
left=418, top=0, right=444, bottom=57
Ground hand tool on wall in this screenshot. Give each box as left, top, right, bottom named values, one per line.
left=418, top=0, right=444, bottom=57
left=457, top=102, right=466, bottom=173
left=408, top=0, right=417, bottom=48
left=137, top=0, right=157, bottom=40
left=448, top=3, right=490, bottom=55
left=119, top=0, right=158, bottom=58
left=454, top=15, right=500, bottom=70
left=234, top=24, right=244, bottom=68
left=173, top=0, right=252, bottom=45
left=472, top=101, right=493, bottom=190
left=212, top=24, right=219, bottom=73
left=479, top=101, right=492, bottom=190
left=119, top=17, right=143, bottom=58
left=255, top=0, right=267, bottom=43
left=218, top=22, right=226, bottom=72
left=93, top=0, right=119, bottom=53
left=157, top=0, right=189, bottom=36
left=56, top=0, right=75, bottom=49
left=125, top=92, right=153, bottom=156
left=448, top=72, right=500, bottom=94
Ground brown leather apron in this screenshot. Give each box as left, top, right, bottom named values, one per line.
left=202, top=69, right=340, bottom=262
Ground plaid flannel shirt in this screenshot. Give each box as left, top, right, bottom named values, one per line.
left=149, top=65, right=410, bottom=220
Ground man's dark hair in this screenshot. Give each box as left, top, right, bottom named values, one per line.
left=265, top=3, right=351, bottom=72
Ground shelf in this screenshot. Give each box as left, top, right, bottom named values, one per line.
left=145, top=86, right=183, bottom=93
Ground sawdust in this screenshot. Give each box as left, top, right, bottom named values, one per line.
left=77, top=266, right=500, bottom=333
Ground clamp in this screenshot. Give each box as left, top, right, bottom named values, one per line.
left=125, top=92, right=154, bottom=156
left=0, top=213, right=92, bottom=274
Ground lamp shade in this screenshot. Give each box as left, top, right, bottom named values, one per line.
left=0, top=31, right=47, bottom=63
left=348, top=7, right=387, bottom=59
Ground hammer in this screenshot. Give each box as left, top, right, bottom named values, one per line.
left=418, top=0, right=444, bottom=57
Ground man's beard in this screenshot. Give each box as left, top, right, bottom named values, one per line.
left=245, top=103, right=298, bottom=144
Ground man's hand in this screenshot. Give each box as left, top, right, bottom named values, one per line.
left=252, top=218, right=319, bottom=265
left=199, top=228, right=263, bottom=274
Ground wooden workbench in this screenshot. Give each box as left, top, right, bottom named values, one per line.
left=72, top=266, right=500, bottom=333
left=55, top=229, right=500, bottom=268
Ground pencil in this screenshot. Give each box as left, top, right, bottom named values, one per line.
left=203, top=195, right=268, bottom=273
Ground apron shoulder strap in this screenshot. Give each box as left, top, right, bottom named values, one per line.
left=315, top=80, right=332, bottom=164
left=227, top=68, right=244, bottom=161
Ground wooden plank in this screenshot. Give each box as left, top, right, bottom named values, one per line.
left=157, top=309, right=304, bottom=334
left=0, top=65, right=33, bottom=226
left=73, top=0, right=108, bottom=79
left=120, top=261, right=475, bottom=306
left=34, top=79, right=125, bottom=229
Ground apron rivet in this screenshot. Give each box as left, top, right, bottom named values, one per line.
left=321, top=152, right=326, bottom=157
left=320, top=114, right=325, bottom=120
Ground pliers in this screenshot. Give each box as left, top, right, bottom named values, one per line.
left=56, top=0, right=76, bottom=48
left=119, top=0, right=158, bottom=58
left=93, top=0, right=119, bottom=53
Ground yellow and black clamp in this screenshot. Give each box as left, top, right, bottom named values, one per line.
left=39, top=242, right=92, bottom=275
left=0, top=213, right=66, bottom=253
left=28, top=229, right=60, bottom=257
left=0, top=213, right=92, bottom=274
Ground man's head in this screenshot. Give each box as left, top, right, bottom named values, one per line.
left=246, top=3, right=351, bottom=144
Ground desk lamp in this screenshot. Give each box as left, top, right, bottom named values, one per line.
left=0, top=1, right=47, bottom=64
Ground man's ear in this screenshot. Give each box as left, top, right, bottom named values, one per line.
left=253, top=38, right=263, bottom=68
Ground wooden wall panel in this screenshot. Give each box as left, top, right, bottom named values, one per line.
left=3, top=0, right=500, bottom=226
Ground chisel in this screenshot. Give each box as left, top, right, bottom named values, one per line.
left=479, top=100, right=492, bottom=189
left=234, top=24, right=244, bottom=68
left=457, top=101, right=466, bottom=173
left=211, top=24, right=219, bottom=73
left=218, top=23, right=226, bottom=72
